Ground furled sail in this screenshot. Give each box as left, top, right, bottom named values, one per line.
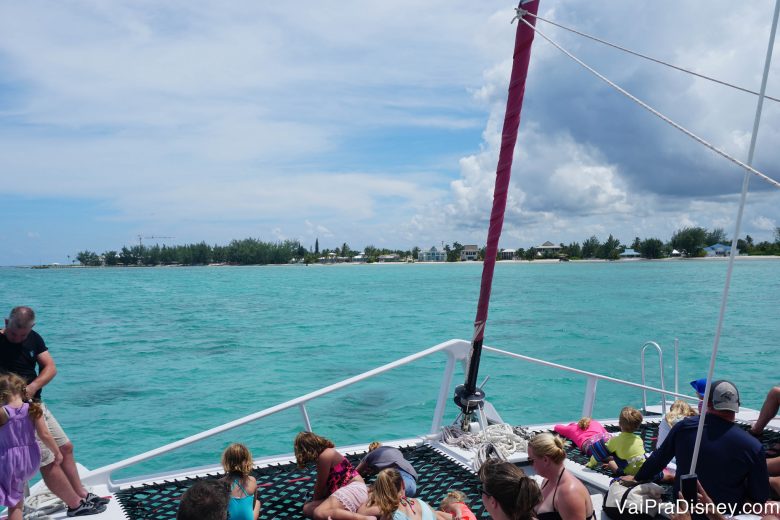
left=455, top=0, right=540, bottom=416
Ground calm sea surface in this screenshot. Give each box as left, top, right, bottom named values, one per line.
left=0, top=260, right=777, bottom=480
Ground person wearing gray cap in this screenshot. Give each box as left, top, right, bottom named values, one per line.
left=632, top=380, right=768, bottom=513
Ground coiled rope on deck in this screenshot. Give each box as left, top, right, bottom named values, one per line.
left=441, top=423, right=528, bottom=470
left=23, top=489, right=65, bottom=519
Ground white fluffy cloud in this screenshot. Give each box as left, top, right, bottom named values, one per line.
left=406, top=0, right=780, bottom=248
left=1, top=1, right=779, bottom=263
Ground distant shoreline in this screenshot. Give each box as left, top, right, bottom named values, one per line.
left=10, top=255, right=780, bottom=269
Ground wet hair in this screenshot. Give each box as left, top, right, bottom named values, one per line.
left=666, top=400, right=696, bottom=423
left=368, top=441, right=382, bottom=452
left=478, top=459, right=541, bottom=520
left=294, top=431, right=334, bottom=468
left=0, top=373, right=42, bottom=419
left=440, top=489, right=468, bottom=510
left=7, top=306, right=35, bottom=329
left=221, top=443, right=253, bottom=477
left=177, top=480, right=229, bottom=520
left=367, top=468, right=404, bottom=517
left=577, top=417, right=591, bottom=430
left=618, top=406, right=643, bottom=432
left=528, top=432, right=566, bottom=464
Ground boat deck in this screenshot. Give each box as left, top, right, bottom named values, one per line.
left=16, top=408, right=780, bottom=520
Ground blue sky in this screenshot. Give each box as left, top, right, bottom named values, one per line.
left=1, top=0, right=779, bottom=265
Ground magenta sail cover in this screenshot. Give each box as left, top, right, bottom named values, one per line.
left=473, top=0, right=539, bottom=342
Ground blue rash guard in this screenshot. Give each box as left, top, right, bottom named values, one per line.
left=634, top=414, right=768, bottom=510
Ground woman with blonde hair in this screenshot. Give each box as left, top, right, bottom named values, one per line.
left=477, top=459, right=541, bottom=520
left=656, top=400, right=696, bottom=448
left=439, top=490, right=476, bottom=520
left=359, top=468, right=439, bottom=520
left=220, top=443, right=260, bottom=520
left=528, top=433, right=594, bottom=520
left=294, top=431, right=373, bottom=520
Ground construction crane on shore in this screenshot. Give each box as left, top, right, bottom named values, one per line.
left=137, top=235, right=174, bottom=248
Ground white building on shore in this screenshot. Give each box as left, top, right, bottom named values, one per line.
left=418, top=247, right=446, bottom=262
left=534, top=241, right=561, bottom=256
left=461, top=245, right=479, bottom=261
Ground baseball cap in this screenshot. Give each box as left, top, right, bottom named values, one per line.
left=708, top=380, right=740, bottom=412
left=690, top=378, right=707, bottom=397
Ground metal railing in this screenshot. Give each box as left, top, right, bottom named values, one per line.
left=641, top=341, right=667, bottom=415
left=82, top=339, right=693, bottom=490
left=638, top=339, right=681, bottom=414
left=480, top=345, right=695, bottom=421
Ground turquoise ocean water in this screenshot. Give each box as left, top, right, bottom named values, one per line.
left=0, top=260, right=777, bottom=480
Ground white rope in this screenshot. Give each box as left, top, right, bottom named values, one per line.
left=689, top=0, right=780, bottom=476
left=440, top=423, right=528, bottom=471
left=525, top=12, right=780, bottom=104
left=24, top=489, right=65, bottom=518
left=514, top=15, right=780, bottom=190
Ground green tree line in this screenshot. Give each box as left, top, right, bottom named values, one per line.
left=77, top=239, right=304, bottom=266
left=75, top=239, right=421, bottom=266
left=75, top=226, right=780, bottom=266
left=510, top=226, right=780, bottom=261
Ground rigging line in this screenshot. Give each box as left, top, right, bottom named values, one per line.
left=514, top=13, right=780, bottom=190
left=689, top=0, right=780, bottom=477
left=525, top=12, right=780, bottom=104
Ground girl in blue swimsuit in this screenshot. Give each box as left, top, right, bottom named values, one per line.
left=221, top=443, right=261, bottom=520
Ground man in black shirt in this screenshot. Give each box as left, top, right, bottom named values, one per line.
left=1, top=306, right=106, bottom=516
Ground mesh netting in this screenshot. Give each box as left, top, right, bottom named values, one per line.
left=114, top=422, right=780, bottom=519
left=115, top=444, right=488, bottom=519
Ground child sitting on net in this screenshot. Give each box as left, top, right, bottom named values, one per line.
left=586, top=406, right=647, bottom=476
left=439, top=490, right=477, bottom=520
left=656, top=400, right=696, bottom=449
left=553, top=417, right=610, bottom=459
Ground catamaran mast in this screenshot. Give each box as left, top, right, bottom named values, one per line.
left=454, top=0, right=540, bottom=422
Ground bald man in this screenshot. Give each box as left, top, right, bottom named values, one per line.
left=1, top=306, right=107, bottom=516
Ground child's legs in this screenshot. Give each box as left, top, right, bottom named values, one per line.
left=7, top=498, right=24, bottom=520
left=303, top=499, right=324, bottom=518
left=313, top=496, right=373, bottom=520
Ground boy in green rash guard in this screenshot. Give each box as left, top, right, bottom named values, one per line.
left=586, top=406, right=646, bottom=476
